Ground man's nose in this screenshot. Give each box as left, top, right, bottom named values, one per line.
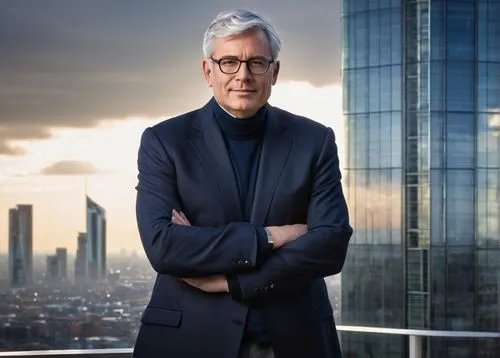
left=235, top=62, right=252, bottom=81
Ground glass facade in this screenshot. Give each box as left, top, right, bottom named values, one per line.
left=341, top=1, right=500, bottom=357
left=86, top=196, right=107, bottom=281
left=8, top=205, right=33, bottom=287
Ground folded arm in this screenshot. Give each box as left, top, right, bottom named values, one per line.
left=136, top=127, right=264, bottom=277
left=229, top=128, right=353, bottom=301
left=173, top=210, right=307, bottom=292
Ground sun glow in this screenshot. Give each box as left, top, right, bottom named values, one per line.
left=270, top=81, right=344, bottom=164
left=0, top=81, right=343, bottom=253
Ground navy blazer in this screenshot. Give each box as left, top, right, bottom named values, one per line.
left=133, top=99, right=352, bottom=358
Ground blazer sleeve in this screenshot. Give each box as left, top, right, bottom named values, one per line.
left=229, top=128, right=353, bottom=301
left=136, top=126, right=262, bottom=277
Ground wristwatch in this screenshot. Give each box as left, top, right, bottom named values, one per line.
left=264, top=227, right=274, bottom=248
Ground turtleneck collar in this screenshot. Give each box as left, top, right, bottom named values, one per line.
left=212, top=97, right=267, bottom=140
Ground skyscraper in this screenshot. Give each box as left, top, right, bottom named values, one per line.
left=86, top=196, right=106, bottom=280
left=8, top=205, right=33, bottom=287
left=46, top=248, right=68, bottom=282
left=46, top=255, right=59, bottom=281
left=55, top=247, right=68, bottom=280
left=341, top=1, right=500, bottom=357
left=75, top=232, right=87, bottom=282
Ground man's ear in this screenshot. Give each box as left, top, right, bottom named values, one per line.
left=202, top=59, right=213, bottom=87
left=272, top=61, right=280, bottom=85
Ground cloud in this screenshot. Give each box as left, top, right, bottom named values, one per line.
left=0, top=124, right=58, bottom=156
left=0, top=141, right=25, bottom=156
left=40, top=160, right=100, bottom=175
left=0, top=0, right=341, bottom=154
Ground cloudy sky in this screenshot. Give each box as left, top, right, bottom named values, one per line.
left=0, top=0, right=344, bottom=254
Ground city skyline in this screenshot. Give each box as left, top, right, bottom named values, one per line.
left=0, top=1, right=344, bottom=254
left=7, top=194, right=108, bottom=283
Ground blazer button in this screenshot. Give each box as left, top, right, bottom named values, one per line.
left=243, top=260, right=250, bottom=265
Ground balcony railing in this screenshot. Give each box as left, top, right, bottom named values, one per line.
left=0, top=326, right=499, bottom=358
left=337, top=325, right=500, bottom=358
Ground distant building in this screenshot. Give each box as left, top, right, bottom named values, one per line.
left=8, top=204, right=33, bottom=286
left=46, top=255, right=59, bottom=281
left=75, top=232, right=87, bottom=282
left=55, top=247, right=68, bottom=279
left=46, top=248, right=68, bottom=281
left=108, top=270, right=120, bottom=286
left=86, top=196, right=106, bottom=280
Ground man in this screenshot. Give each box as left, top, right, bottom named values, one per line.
left=133, top=9, right=352, bottom=358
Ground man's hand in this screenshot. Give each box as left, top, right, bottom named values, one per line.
left=172, top=209, right=228, bottom=293
left=182, top=275, right=229, bottom=293
left=171, top=209, right=305, bottom=290
left=266, top=224, right=307, bottom=249
left=172, top=209, right=191, bottom=226
left=172, top=209, right=306, bottom=250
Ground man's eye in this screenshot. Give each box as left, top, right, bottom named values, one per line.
left=221, top=59, right=238, bottom=66
left=251, top=60, right=266, bottom=66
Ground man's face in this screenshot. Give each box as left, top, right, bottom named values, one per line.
left=202, top=29, right=280, bottom=118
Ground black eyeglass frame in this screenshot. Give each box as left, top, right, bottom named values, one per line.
left=210, top=57, right=275, bottom=75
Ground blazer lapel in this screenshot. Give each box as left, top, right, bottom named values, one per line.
left=188, top=100, right=242, bottom=222
left=250, top=106, right=292, bottom=226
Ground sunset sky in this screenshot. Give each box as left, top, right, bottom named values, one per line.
left=0, top=0, right=344, bottom=254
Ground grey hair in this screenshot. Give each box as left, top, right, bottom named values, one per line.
left=203, top=9, right=282, bottom=60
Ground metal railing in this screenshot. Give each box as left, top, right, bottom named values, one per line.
left=337, top=325, right=500, bottom=358
left=0, top=326, right=499, bottom=358
left=0, top=349, right=131, bottom=358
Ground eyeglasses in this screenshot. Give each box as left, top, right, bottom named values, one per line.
left=210, top=57, right=274, bottom=75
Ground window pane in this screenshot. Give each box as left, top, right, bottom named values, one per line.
left=355, top=69, right=368, bottom=113
left=354, top=13, right=368, bottom=68
left=368, top=12, right=380, bottom=67
left=446, top=62, right=474, bottom=112
left=355, top=114, right=368, bottom=168
left=390, top=8, right=402, bottom=64
left=352, top=0, right=368, bottom=13
left=446, top=170, right=474, bottom=246
left=391, top=65, right=402, bottom=111
left=478, top=3, right=488, bottom=62
left=380, top=112, right=391, bottom=167
left=380, top=10, right=392, bottom=66
left=446, top=113, right=474, bottom=169
left=430, top=170, right=444, bottom=245
left=446, top=247, right=475, bottom=329
left=446, top=2, right=475, bottom=61
left=489, top=4, right=500, bottom=62
left=430, top=0, right=444, bottom=61
left=368, top=0, right=379, bottom=11
left=369, top=67, right=380, bottom=112
left=368, top=113, right=380, bottom=168
left=391, top=112, right=402, bottom=167
left=346, top=114, right=356, bottom=168
left=380, top=66, right=391, bottom=111
left=478, top=62, right=488, bottom=112
left=430, top=112, right=443, bottom=168
left=487, top=63, right=500, bottom=111
left=430, top=62, right=444, bottom=111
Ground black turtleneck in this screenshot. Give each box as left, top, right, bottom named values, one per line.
left=212, top=98, right=272, bottom=343
left=213, top=99, right=266, bottom=218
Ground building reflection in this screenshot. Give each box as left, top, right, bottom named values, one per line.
left=341, top=1, right=500, bottom=357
